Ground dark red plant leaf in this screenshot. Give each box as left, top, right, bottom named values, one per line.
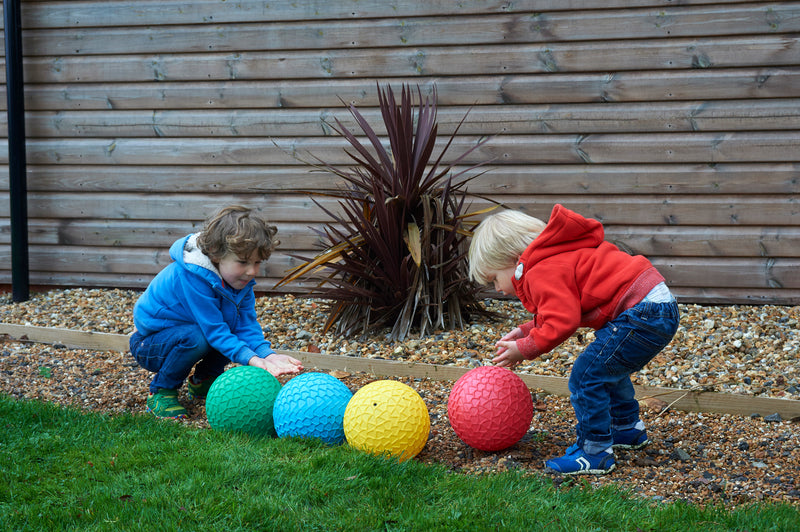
left=275, top=82, right=498, bottom=340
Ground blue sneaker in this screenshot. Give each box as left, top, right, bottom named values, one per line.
left=613, top=427, right=651, bottom=450
left=563, top=443, right=581, bottom=455
left=545, top=447, right=616, bottom=475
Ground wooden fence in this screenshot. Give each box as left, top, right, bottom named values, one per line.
left=1, top=0, right=799, bottom=304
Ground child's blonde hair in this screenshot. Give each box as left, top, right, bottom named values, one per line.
left=468, top=209, right=547, bottom=284
left=198, top=205, right=279, bottom=263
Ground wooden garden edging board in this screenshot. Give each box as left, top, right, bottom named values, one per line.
left=1, top=322, right=798, bottom=420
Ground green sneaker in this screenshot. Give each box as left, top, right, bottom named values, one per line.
left=147, top=389, right=187, bottom=419
left=187, top=375, right=217, bottom=400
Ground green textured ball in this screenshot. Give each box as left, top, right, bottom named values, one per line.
left=205, top=365, right=282, bottom=437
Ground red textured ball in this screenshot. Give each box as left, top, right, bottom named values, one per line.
left=447, top=366, right=534, bottom=451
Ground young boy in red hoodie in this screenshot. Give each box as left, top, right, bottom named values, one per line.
left=468, top=204, right=680, bottom=474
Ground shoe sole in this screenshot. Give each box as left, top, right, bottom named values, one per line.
left=544, top=463, right=616, bottom=476
left=146, top=406, right=187, bottom=420
left=612, top=439, right=651, bottom=451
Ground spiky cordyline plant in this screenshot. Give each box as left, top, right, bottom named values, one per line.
left=276, top=83, right=496, bottom=341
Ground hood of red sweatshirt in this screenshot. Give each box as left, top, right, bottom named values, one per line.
left=515, top=204, right=604, bottom=279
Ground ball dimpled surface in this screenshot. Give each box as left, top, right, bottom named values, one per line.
left=273, top=372, right=353, bottom=445
left=343, top=380, right=430, bottom=461
left=447, top=366, right=533, bottom=451
left=205, top=365, right=281, bottom=437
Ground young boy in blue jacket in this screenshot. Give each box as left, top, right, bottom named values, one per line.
left=130, top=205, right=303, bottom=419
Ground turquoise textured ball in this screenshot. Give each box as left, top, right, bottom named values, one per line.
left=205, top=365, right=282, bottom=437
left=273, top=372, right=353, bottom=445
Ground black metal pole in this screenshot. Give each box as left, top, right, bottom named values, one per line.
left=4, top=0, right=30, bottom=301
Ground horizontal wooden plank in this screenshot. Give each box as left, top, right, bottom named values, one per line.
left=13, top=4, right=799, bottom=56
left=0, top=192, right=300, bottom=221
left=5, top=192, right=332, bottom=223
left=0, top=219, right=326, bottom=250
left=608, top=226, right=800, bottom=258
left=465, top=163, right=800, bottom=195
left=5, top=132, right=799, bottom=166
left=671, top=287, right=800, bottom=305
left=3, top=192, right=799, bottom=227
left=0, top=323, right=134, bottom=352
left=499, top=196, right=800, bottom=226
left=3, top=165, right=347, bottom=193
left=0, top=271, right=319, bottom=293
left=12, top=246, right=176, bottom=276
left=301, top=132, right=800, bottom=165
left=0, top=246, right=305, bottom=282
left=6, top=69, right=797, bottom=111
left=651, top=257, right=800, bottom=288
left=4, top=218, right=799, bottom=258
left=3, top=163, right=798, bottom=195
left=8, top=99, right=799, bottom=138
left=6, top=0, right=769, bottom=29
left=2, top=323, right=798, bottom=419
left=10, top=36, right=799, bottom=84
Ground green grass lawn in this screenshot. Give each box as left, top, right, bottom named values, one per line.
left=1, top=394, right=798, bottom=531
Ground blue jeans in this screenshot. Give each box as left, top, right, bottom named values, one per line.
left=569, top=300, right=680, bottom=454
left=129, top=324, right=229, bottom=393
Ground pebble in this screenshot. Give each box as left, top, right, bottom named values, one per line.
left=671, top=449, right=692, bottom=462
left=1, top=288, right=800, bottom=508
left=1, top=290, right=799, bottom=400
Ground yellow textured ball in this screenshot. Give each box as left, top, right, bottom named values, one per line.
left=343, top=380, right=430, bottom=461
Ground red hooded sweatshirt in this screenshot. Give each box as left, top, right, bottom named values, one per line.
left=512, top=204, right=665, bottom=360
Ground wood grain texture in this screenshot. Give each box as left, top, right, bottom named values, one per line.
left=3, top=69, right=798, bottom=110
left=4, top=219, right=799, bottom=258
left=13, top=36, right=800, bottom=84
left=1, top=1, right=798, bottom=304
left=6, top=99, right=798, bottom=138
left=5, top=132, right=799, bottom=166
left=7, top=0, right=773, bottom=30
left=15, top=4, right=800, bottom=56
left=4, top=163, right=798, bottom=194
left=2, top=192, right=798, bottom=227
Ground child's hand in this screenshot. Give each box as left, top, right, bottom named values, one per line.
left=249, top=353, right=304, bottom=376
left=495, top=328, right=523, bottom=357
left=492, top=339, right=524, bottom=369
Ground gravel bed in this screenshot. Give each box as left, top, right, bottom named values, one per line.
left=1, top=288, right=799, bottom=508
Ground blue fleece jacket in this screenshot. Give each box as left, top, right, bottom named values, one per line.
left=132, top=234, right=275, bottom=366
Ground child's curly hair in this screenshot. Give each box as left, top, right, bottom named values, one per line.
left=197, top=205, right=279, bottom=263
